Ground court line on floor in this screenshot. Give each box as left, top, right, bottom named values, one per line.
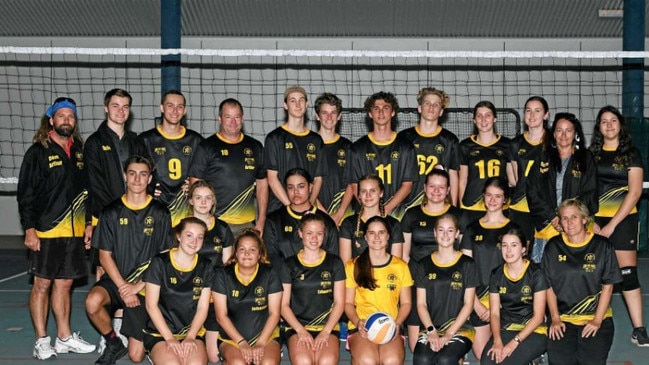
left=0, top=271, right=27, bottom=283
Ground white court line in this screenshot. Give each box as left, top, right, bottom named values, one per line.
left=0, top=271, right=27, bottom=283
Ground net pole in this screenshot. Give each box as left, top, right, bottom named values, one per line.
left=161, top=0, right=181, bottom=95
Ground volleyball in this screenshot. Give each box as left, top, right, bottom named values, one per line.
left=365, top=312, right=397, bottom=344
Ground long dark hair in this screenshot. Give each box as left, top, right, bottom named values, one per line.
left=589, top=105, right=635, bottom=166
left=353, top=216, right=391, bottom=290
left=523, top=96, right=550, bottom=131
left=544, top=112, right=586, bottom=172
left=499, top=227, right=529, bottom=257
left=472, top=100, right=498, bottom=135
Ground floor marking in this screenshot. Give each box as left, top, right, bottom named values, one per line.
left=0, top=271, right=26, bottom=283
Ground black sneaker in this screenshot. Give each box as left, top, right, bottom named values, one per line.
left=632, top=327, right=649, bottom=347
left=95, top=340, right=127, bottom=365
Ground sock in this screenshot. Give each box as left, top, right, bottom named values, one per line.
left=102, top=330, right=121, bottom=346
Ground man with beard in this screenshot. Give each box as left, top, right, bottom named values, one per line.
left=18, top=97, right=96, bottom=359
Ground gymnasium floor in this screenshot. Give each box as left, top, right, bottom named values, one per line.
left=0, top=236, right=647, bottom=364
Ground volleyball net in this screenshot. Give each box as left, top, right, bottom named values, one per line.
left=0, top=47, right=647, bottom=192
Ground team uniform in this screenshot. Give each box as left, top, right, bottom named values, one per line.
left=398, top=125, right=460, bottom=207
left=345, top=133, right=418, bottom=220
left=401, top=204, right=462, bottom=262
left=460, top=219, right=520, bottom=326
left=18, top=136, right=87, bottom=279
left=481, top=260, right=548, bottom=365
left=594, top=146, right=643, bottom=251
left=412, top=253, right=478, bottom=365
left=280, top=252, right=346, bottom=337
left=318, top=135, right=352, bottom=215
left=188, top=133, right=265, bottom=226
left=541, top=233, right=622, bottom=365
left=339, top=214, right=404, bottom=259
left=264, top=125, right=326, bottom=212
left=141, top=248, right=215, bottom=350
left=84, top=121, right=149, bottom=225
left=458, top=135, right=513, bottom=228
left=345, top=255, right=413, bottom=331
left=263, top=206, right=339, bottom=268
left=508, top=133, right=544, bottom=243
left=139, top=126, right=204, bottom=226
left=212, top=263, right=283, bottom=346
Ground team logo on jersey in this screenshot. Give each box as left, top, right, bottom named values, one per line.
left=182, top=146, right=193, bottom=155
left=539, top=161, right=549, bottom=173
left=470, top=150, right=480, bottom=157
left=435, top=144, right=445, bottom=154
left=143, top=216, right=155, bottom=236
left=365, top=152, right=376, bottom=161
left=387, top=273, right=397, bottom=291
left=319, top=271, right=333, bottom=291
left=337, top=149, right=347, bottom=167
left=193, top=276, right=203, bottom=299
left=612, top=157, right=625, bottom=171
left=583, top=253, right=596, bottom=272
left=306, top=143, right=317, bottom=162
left=496, top=149, right=505, bottom=157
left=213, top=243, right=223, bottom=254
left=521, top=285, right=533, bottom=303
left=154, top=147, right=166, bottom=155
left=244, top=148, right=253, bottom=157
left=518, top=148, right=527, bottom=156
left=391, top=151, right=400, bottom=160
left=253, top=286, right=267, bottom=308
left=571, top=162, right=582, bottom=178
left=419, top=221, right=427, bottom=227
left=450, top=271, right=463, bottom=290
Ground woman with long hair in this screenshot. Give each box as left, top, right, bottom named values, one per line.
left=280, top=214, right=346, bottom=365
left=590, top=105, right=648, bottom=345
left=345, top=216, right=413, bottom=365
left=212, top=229, right=283, bottom=365
left=481, top=228, right=547, bottom=365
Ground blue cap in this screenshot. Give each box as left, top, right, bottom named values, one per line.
left=46, top=97, right=77, bottom=118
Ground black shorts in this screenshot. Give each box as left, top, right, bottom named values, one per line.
left=143, top=333, right=204, bottom=352
left=595, top=214, right=639, bottom=251
left=28, top=237, right=87, bottom=280
left=204, top=306, right=220, bottom=332
left=405, top=286, right=421, bottom=327
left=92, top=275, right=125, bottom=315
left=121, top=296, right=146, bottom=341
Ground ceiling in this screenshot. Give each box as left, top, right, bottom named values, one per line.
left=0, top=0, right=644, bottom=38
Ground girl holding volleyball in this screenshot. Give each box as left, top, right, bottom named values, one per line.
left=345, top=215, right=413, bottom=365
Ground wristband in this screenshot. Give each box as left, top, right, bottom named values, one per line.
left=237, top=338, right=246, bottom=345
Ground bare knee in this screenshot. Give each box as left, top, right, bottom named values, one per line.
left=291, top=352, right=313, bottom=365
left=317, top=353, right=339, bottom=365
left=128, top=340, right=146, bottom=363
left=85, top=288, right=108, bottom=314
left=32, top=277, right=52, bottom=294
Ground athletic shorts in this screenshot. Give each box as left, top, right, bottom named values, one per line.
left=204, top=307, right=220, bottom=332
left=143, top=333, right=204, bottom=352
left=405, top=287, right=422, bottom=327
left=92, top=275, right=125, bottom=315
left=595, top=214, right=639, bottom=251
left=28, top=237, right=87, bottom=280
left=121, top=295, right=146, bottom=341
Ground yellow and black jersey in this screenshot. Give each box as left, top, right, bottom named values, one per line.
left=143, top=249, right=215, bottom=338
left=460, top=219, right=519, bottom=298
left=398, top=126, right=460, bottom=207
left=263, top=205, right=339, bottom=268
left=139, top=126, right=204, bottom=226
left=489, top=260, right=547, bottom=334
left=93, top=195, right=173, bottom=282
left=345, top=133, right=418, bottom=219
left=345, top=255, right=413, bottom=330
left=84, top=121, right=149, bottom=225
left=187, top=133, right=265, bottom=225
left=413, top=252, right=478, bottom=339
left=401, top=204, right=462, bottom=262
left=339, top=214, right=404, bottom=259
left=509, top=133, right=544, bottom=213
left=594, top=146, right=643, bottom=218
left=458, top=135, right=513, bottom=211
left=18, top=137, right=86, bottom=238
left=526, top=148, right=598, bottom=231
left=541, top=233, right=622, bottom=325
left=318, top=135, right=352, bottom=215
left=212, top=263, right=283, bottom=345
left=264, top=125, right=326, bottom=212
left=199, top=216, right=234, bottom=268
left=280, top=251, right=346, bottom=331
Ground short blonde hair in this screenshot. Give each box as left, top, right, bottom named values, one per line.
left=417, top=87, right=450, bottom=109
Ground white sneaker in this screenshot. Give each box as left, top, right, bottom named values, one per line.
left=33, top=336, right=57, bottom=360
left=54, top=332, right=97, bottom=354
left=97, top=336, right=106, bottom=354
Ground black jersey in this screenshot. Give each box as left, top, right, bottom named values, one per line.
left=414, top=253, right=478, bottom=338
left=460, top=219, right=519, bottom=301
left=94, top=196, right=173, bottom=282
left=18, top=138, right=86, bottom=238
left=264, top=125, right=326, bottom=212
left=263, top=206, right=339, bottom=268
left=199, top=216, right=235, bottom=268
left=139, top=126, right=204, bottom=226
left=509, top=134, right=544, bottom=213
left=541, top=233, right=621, bottom=325
left=458, top=135, right=513, bottom=211
left=401, top=204, right=462, bottom=262
left=143, top=249, right=215, bottom=338
left=212, top=263, right=283, bottom=345
left=318, top=135, right=352, bottom=214
left=280, top=252, right=346, bottom=331
left=339, top=214, right=404, bottom=259
left=84, top=121, right=148, bottom=224
left=489, top=261, right=548, bottom=334
left=594, top=146, right=643, bottom=217
left=398, top=126, right=460, bottom=207
left=345, top=133, right=418, bottom=218
left=188, top=133, right=265, bottom=225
